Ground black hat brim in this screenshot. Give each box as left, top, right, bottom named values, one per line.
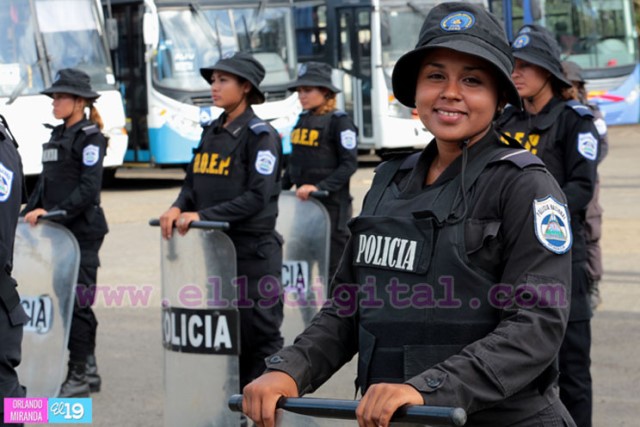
left=287, top=78, right=341, bottom=93
left=512, top=51, right=572, bottom=88
left=200, top=65, right=265, bottom=104
left=41, top=86, right=100, bottom=100
left=392, top=36, right=521, bottom=109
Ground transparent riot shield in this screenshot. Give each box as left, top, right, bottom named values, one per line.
left=276, top=191, right=331, bottom=344
left=150, top=219, right=240, bottom=427
left=228, top=395, right=467, bottom=426
left=14, top=215, right=80, bottom=397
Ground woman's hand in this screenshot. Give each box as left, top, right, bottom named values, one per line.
left=24, top=208, right=48, bottom=226
left=159, top=207, right=181, bottom=240
left=175, top=212, right=199, bottom=236
left=295, top=184, right=319, bottom=201
left=242, top=371, right=299, bottom=427
left=356, top=383, right=424, bottom=427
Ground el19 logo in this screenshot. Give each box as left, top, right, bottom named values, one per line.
left=48, top=398, right=92, bottom=423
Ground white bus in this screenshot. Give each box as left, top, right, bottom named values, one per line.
left=0, top=0, right=128, bottom=177
left=106, top=0, right=301, bottom=167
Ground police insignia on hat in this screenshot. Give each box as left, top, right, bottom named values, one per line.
left=440, top=11, right=475, bottom=31
left=512, top=35, right=530, bottom=49
left=298, top=64, right=308, bottom=77
left=533, top=196, right=572, bottom=254
left=222, top=51, right=236, bottom=59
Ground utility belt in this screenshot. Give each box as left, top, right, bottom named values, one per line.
left=0, top=267, right=20, bottom=312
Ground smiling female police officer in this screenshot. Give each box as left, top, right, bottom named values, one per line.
left=23, top=69, right=109, bottom=398
left=159, top=52, right=284, bottom=390
left=283, top=62, right=358, bottom=281
left=243, top=3, right=575, bottom=426
left=496, top=28, right=599, bottom=427
left=1, top=114, right=29, bottom=426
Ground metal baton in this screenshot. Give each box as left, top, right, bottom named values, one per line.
left=228, top=394, right=466, bottom=426
left=148, top=218, right=230, bottom=230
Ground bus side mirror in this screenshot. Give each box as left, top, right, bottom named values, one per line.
left=143, top=12, right=159, bottom=47
left=106, top=18, right=119, bottom=50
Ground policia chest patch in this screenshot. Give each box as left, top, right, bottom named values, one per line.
left=354, top=234, right=420, bottom=272
left=533, top=196, right=572, bottom=254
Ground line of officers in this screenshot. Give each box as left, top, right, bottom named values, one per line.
left=0, top=7, right=605, bottom=426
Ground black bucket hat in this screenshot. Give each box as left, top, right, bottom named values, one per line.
left=511, top=28, right=572, bottom=88
left=287, top=62, right=340, bottom=93
left=41, top=68, right=100, bottom=100
left=200, top=52, right=266, bottom=104
left=562, top=60, right=585, bottom=84
left=391, top=2, right=520, bottom=108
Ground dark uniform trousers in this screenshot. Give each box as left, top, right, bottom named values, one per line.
left=233, top=232, right=284, bottom=389
left=322, top=200, right=352, bottom=281
left=68, top=239, right=104, bottom=362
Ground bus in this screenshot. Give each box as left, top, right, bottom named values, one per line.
left=490, top=0, right=640, bottom=125
left=0, top=0, right=128, bottom=177
left=105, top=0, right=301, bottom=167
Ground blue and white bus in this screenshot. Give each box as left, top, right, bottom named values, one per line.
left=0, top=0, right=128, bottom=177
left=491, top=0, right=640, bottom=125
left=106, top=0, right=301, bottom=167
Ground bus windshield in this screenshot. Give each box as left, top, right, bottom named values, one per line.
left=36, top=0, right=113, bottom=88
left=0, top=0, right=113, bottom=98
left=507, top=0, right=638, bottom=69
left=0, top=0, right=46, bottom=97
left=154, top=5, right=294, bottom=93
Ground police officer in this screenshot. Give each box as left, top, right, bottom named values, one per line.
left=23, top=69, right=109, bottom=397
left=0, top=115, right=29, bottom=427
left=244, top=4, right=575, bottom=426
left=562, top=60, right=608, bottom=310
left=283, top=62, right=358, bottom=280
left=496, top=28, right=599, bottom=427
left=159, top=52, right=284, bottom=390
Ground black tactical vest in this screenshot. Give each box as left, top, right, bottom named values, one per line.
left=350, top=143, right=541, bottom=392
left=288, top=111, right=345, bottom=186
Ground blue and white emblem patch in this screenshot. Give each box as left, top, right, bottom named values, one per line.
left=577, top=132, right=598, bottom=161
left=440, top=11, right=475, bottom=31
left=83, top=144, right=100, bottom=166
left=340, top=129, right=357, bottom=150
left=298, top=63, right=307, bottom=77
left=533, top=196, right=572, bottom=254
left=512, top=35, right=530, bottom=49
left=0, top=162, right=14, bottom=202
left=255, top=150, right=276, bottom=175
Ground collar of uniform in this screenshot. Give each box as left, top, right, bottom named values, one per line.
left=526, top=96, right=563, bottom=131
left=218, top=107, right=255, bottom=139
left=53, top=118, right=91, bottom=150
left=400, top=129, right=498, bottom=194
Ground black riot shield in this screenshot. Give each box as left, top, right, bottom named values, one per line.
left=13, top=216, right=80, bottom=397
left=150, top=219, right=240, bottom=427
left=276, top=191, right=331, bottom=344
left=228, top=394, right=467, bottom=426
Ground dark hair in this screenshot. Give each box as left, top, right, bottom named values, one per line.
left=237, top=76, right=263, bottom=105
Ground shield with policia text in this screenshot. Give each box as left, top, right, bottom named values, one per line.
left=13, top=216, right=79, bottom=397
left=150, top=219, right=240, bottom=427
left=276, top=190, right=330, bottom=344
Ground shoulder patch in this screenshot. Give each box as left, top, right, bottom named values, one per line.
left=533, top=196, right=572, bottom=254
left=566, top=100, right=594, bottom=118
left=0, top=161, right=14, bottom=202
left=255, top=150, right=276, bottom=175
left=82, top=124, right=100, bottom=135
left=577, top=132, right=598, bottom=161
left=594, top=117, right=607, bottom=136
left=340, top=129, right=357, bottom=150
left=249, top=118, right=270, bottom=136
left=83, top=144, right=101, bottom=166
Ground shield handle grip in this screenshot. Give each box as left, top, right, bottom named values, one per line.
left=39, top=210, right=67, bottom=220
left=227, top=394, right=467, bottom=426
left=310, top=190, right=329, bottom=199
left=148, top=218, right=230, bottom=230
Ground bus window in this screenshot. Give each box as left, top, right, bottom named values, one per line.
left=294, top=5, right=327, bottom=62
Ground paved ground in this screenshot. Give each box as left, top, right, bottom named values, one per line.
left=21, top=125, right=640, bottom=425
